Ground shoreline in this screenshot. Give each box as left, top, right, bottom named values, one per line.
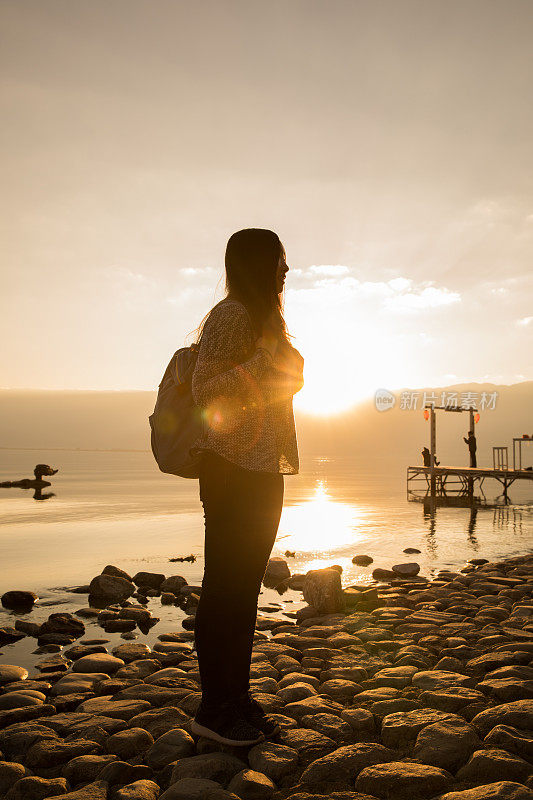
left=0, top=552, right=532, bottom=799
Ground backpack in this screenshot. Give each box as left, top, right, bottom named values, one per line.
left=148, top=339, right=207, bottom=479
left=148, top=299, right=254, bottom=479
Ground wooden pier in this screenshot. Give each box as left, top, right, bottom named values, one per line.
left=407, top=403, right=533, bottom=503
left=407, top=464, right=533, bottom=502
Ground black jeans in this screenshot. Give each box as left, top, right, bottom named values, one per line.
left=194, top=449, right=284, bottom=708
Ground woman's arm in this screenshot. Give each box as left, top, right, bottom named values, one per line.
left=191, top=302, right=274, bottom=408
left=268, top=345, right=304, bottom=399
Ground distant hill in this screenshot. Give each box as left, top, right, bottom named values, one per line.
left=0, top=382, right=531, bottom=471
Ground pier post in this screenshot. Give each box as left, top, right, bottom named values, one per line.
left=430, top=406, right=436, bottom=495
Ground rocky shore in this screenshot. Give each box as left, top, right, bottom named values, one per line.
left=0, top=553, right=532, bottom=800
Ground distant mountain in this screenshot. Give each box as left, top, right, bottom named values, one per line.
left=0, top=382, right=531, bottom=471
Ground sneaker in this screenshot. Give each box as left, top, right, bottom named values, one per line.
left=191, top=701, right=265, bottom=747
left=236, top=691, right=280, bottom=737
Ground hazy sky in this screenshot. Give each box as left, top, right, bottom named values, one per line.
left=2, top=0, right=532, bottom=413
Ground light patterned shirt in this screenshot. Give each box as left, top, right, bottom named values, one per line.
left=191, top=298, right=302, bottom=474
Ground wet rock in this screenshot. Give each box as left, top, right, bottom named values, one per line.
left=55, top=780, right=108, bottom=799
left=413, top=718, right=482, bottom=771
left=127, top=707, right=190, bottom=739
left=298, top=742, right=395, bottom=791
left=4, top=776, right=69, bottom=799
left=435, top=782, right=533, bottom=800
left=0, top=628, right=26, bottom=645
left=0, top=692, right=45, bottom=711
left=419, top=687, right=486, bottom=712
left=248, top=742, right=299, bottom=782
left=340, top=707, right=376, bottom=734
left=15, top=620, right=42, bottom=637
left=72, top=654, right=125, bottom=675
left=227, top=768, right=274, bottom=799
left=145, top=729, right=195, bottom=769
left=471, top=699, right=533, bottom=736
left=300, top=712, right=353, bottom=742
left=160, top=576, right=188, bottom=594
left=0, top=705, right=56, bottom=728
left=412, top=671, right=476, bottom=691
left=62, top=754, right=117, bottom=785
left=456, top=748, right=533, bottom=784
left=171, top=752, right=247, bottom=785
left=283, top=694, right=344, bottom=722
left=392, top=562, right=420, bottom=577
left=39, top=614, right=85, bottom=639
left=478, top=678, right=533, bottom=702
left=355, top=761, right=453, bottom=799
left=51, top=673, right=110, bottom=696
left=35, top=655, right=71, bottom=673
left=64, top=645, right=108, bottom=661
left=278, top=728, right=336, bottom=767
left=132, top=572, right=166, bottom=590
left=303, top=569, right=344, bottom=614
left=105, top=727, right=154, bottom=758
left=0, top=762, right=27, bottom=795
left=484, top=725, right=533, bottom=762
left=114, top=780, right=160, bottom=800
left=1, top=591, right=38, bottom=610
left=278, top=682, right=317, bottom=703
left=381, top=709, right=462, bottom=748
left=102, top=565, right=133, bottom=581
left=159, top=778, right=228, bottom=800
left=89, top=574, right=135, bottom=601
left=352, top=555, right=373, bottom=566
left=97, top=762, right=153, bottom=785
left=372, top=568, right=396, bottom=581
left=263, top=558, right=291, bottom=588
left=26, top=738, right=101, bottom=769
left=372, top=666, right=418, bottom=688
left=76, top=698, right=151, bottom=720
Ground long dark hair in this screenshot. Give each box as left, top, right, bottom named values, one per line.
left=193, top=228, right=291, bottom=346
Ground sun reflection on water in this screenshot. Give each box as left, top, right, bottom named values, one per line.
left=277, top=479, right=367, bottom=564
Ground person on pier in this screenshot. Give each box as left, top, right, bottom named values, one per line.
left=463, top=431, right=477, bottom=468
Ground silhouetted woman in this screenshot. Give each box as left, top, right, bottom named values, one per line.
left=189, top=228, right=304, bottom=746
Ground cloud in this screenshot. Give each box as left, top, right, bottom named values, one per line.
left=517, top=316, right=533, bottom=326
left=308, top=264, right=350, bottom=277
left=385, top=285, right=461, bottom=312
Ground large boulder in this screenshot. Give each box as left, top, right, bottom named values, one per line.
left=4, top=776, right=69, bottom=799
left=471, top=700, right=533, bottom=736
left=132, top=572, right=166, bottom=590
left=303, top=569, right=344, bottom=614
left=435, top=782, right=533, bottom=800
left=456, top=748, right=533, bottom=784
left=114, top=781, right=160, bottom=800
left=160, top=576, right=188, bottom=594
left=89, top=574, right=135, bottom=601
left=298, top=743, right=395, bottom=791
left=263, top=558, right=291, bottom=585
left=171, top=753, right=247, bottom=786
left=413, top=718, right=482, bottom=771
left=1, top=590, right=38, bottom=610
left=227, top=769, right=275, bottom=800
left=355, top=761, right=453, bottom=799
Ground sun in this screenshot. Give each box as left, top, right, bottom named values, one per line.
left=292, top=342, right=375, bottom=415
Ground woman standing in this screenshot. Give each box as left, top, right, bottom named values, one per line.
left=190, top=228, right=304, bottom=746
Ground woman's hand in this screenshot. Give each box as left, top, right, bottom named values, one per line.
left=256, top=334, right=279, bottom=359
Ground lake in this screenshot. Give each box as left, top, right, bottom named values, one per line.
left=1, top=447, right=532, bottom=670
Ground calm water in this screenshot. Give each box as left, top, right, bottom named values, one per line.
left=1, top=448, right=532, bottom=670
